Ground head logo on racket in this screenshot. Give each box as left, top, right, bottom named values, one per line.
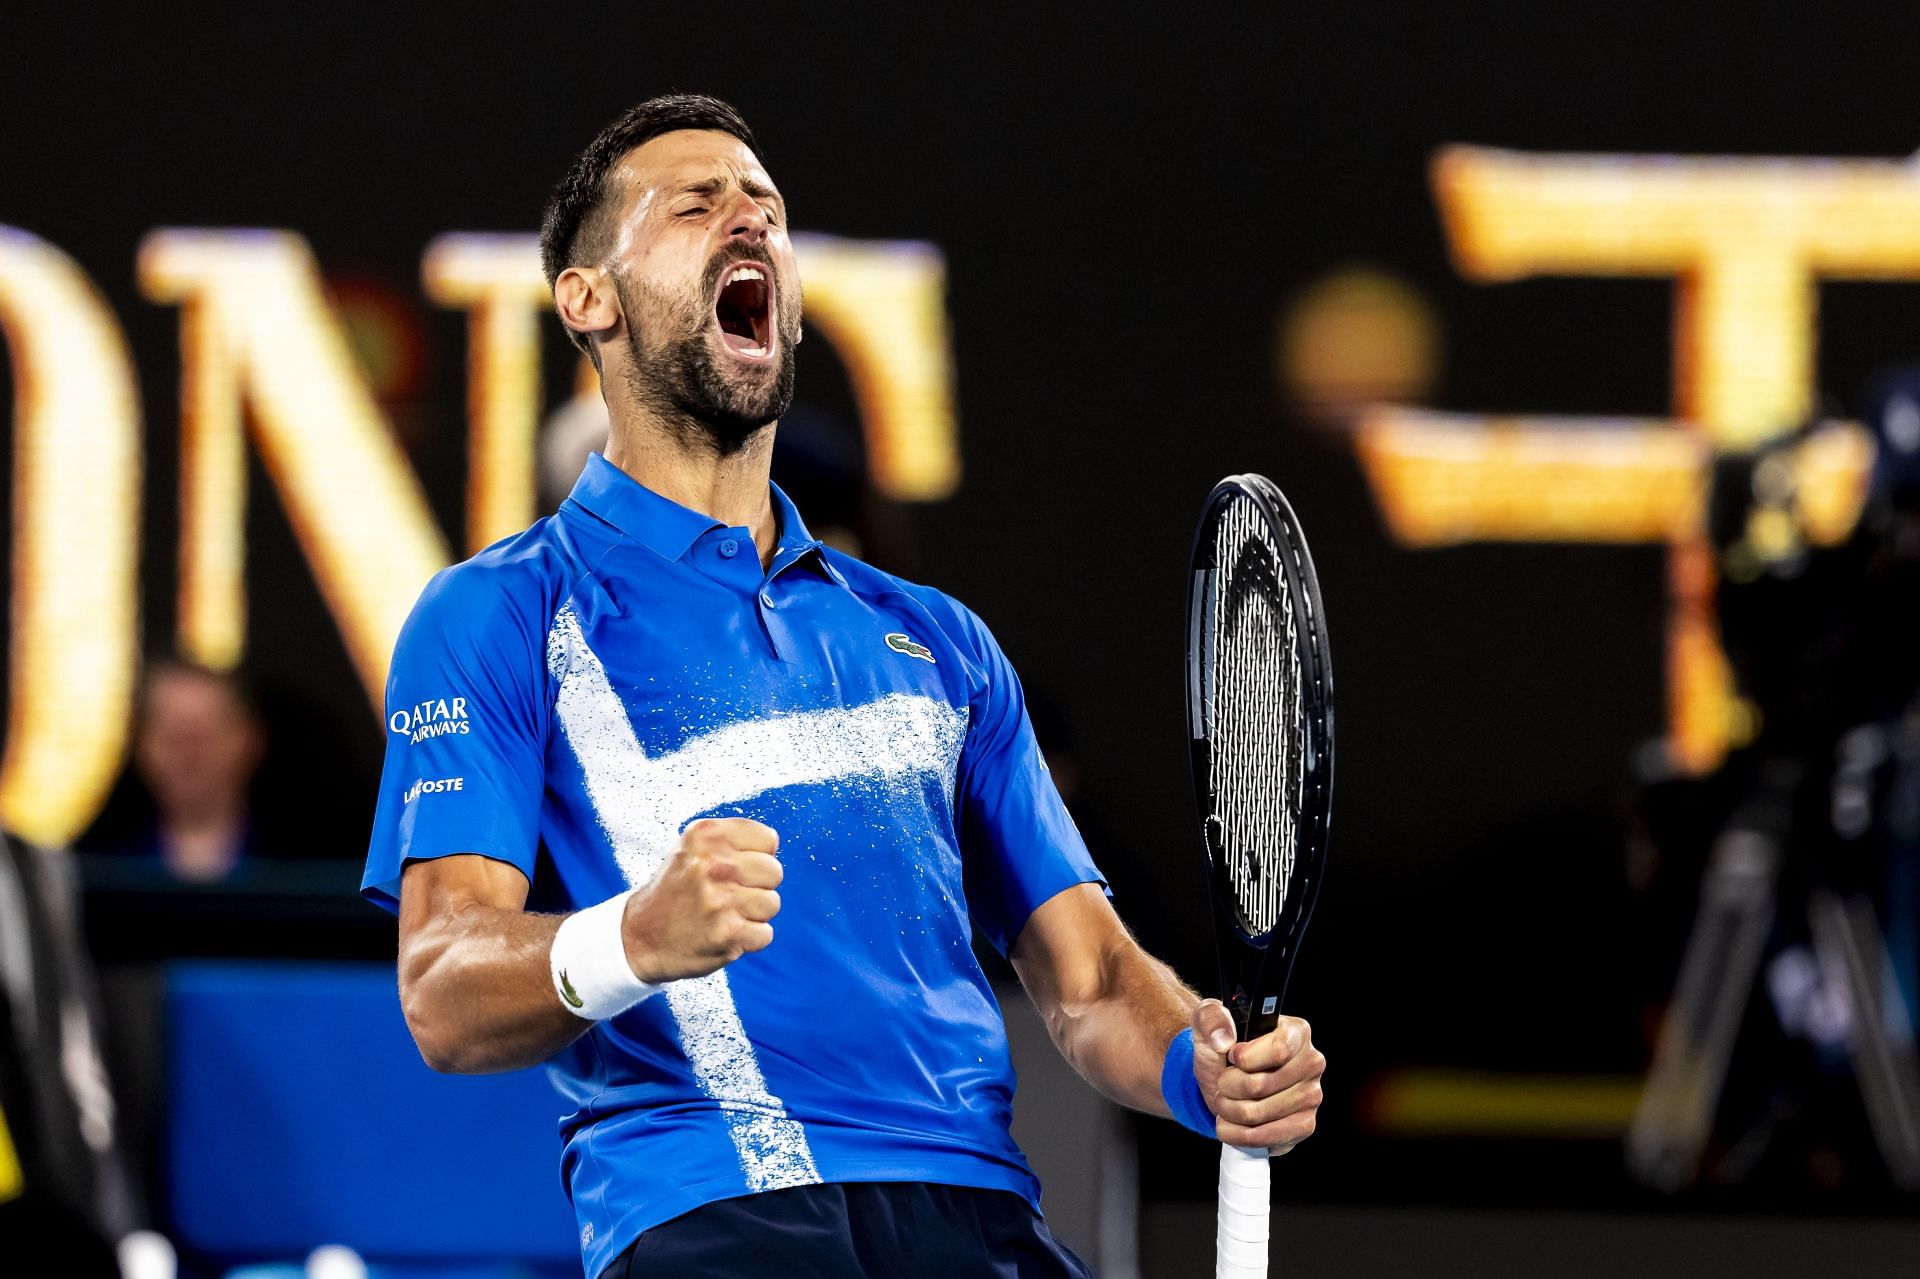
left=884, top=632, right=935, bottom=664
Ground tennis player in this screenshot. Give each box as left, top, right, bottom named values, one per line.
left=364, top=94, right=1325, bottom=1277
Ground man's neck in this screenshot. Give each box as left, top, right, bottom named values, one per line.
left=603, top=403, right=780, bottom=567
left=160, top=802, right=246, bottom=883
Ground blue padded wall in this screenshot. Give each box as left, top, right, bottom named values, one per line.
left=166, top=962, right=578, bottom=1265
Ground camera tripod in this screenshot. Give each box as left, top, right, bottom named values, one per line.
left=1627, top=760, right=1920, bottom=1192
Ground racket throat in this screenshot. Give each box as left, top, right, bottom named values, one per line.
left=1219, top=935, right=1289, bottom=1043
left=1228, top=985, right=1283, bottom=1043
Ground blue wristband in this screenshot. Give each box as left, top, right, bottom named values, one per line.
left=1161, top=1027, right=1217, bottom=1140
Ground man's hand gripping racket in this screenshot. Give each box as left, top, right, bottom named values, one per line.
left=1186, top=474, right=1334, bottom=1279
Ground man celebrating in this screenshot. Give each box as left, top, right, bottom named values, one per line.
left=364, top=95, right=1325, bottom=1277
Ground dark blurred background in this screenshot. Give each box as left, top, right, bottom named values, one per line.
left=7, top=3, right=1920, bottom=1276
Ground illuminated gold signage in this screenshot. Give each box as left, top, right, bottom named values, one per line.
left=421, top=234, right=547, bottom=554
left=0, top=225, right=959, bottom=846
left=788, top=234, right=960, bottom=501
left=0, top=229, right=142, bottom=848
left=139, top=231, right=455, bottom=702
left=1359, top=147, right=1915, bottom=771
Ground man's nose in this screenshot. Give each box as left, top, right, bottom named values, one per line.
left=723, top=191, right=770, bottom=243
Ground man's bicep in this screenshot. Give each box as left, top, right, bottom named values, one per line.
left=1008, top=882, right=1127, bottom=1011
left=397, top=853, right=532, bottom=940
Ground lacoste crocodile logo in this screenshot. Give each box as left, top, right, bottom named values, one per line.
left=885, top=632, right=935, bottom=664
left=558, top=969, right=585, bottom=1009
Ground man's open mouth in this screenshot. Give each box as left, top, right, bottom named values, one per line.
left=713, top=262, right=775, bottom=361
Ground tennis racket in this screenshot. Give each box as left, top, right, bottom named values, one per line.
left=1186, top=473, right=1335, bottom=1279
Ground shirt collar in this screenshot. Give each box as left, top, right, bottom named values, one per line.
left=768, top=482, right=850, bottom=588
left=565, top=453, right=722, bottom=561
left=767, top=478, right=815, bottom=552
left=564, top=452, right=844, bottom=586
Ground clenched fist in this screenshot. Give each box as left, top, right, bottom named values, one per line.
left=1192, top=1000, right=1325, bottom=1153
left=622, top=818, right=783, bottom=982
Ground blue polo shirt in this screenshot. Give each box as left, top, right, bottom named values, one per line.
left=363, top=453, right=1103, bottom=1276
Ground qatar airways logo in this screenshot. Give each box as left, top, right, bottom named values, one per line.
left=389, top=696, right=471, bottom=745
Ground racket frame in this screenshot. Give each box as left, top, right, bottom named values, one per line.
left=1186, top=473, right=1335, bottom=1044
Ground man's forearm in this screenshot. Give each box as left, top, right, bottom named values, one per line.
left=1017, top=929, right=1200, bottom=1115
left=1070, top=946, right=1199, bottom=1115
left=399, top=899, right=587, bottom=1074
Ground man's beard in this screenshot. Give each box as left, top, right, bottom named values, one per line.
left=615, top=264, right=798, bottom=457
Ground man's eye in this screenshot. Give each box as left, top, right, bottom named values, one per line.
left=679, top=206, right=708, bottom=217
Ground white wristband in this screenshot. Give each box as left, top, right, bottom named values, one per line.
left=550, top=889, right=661, bottom=1020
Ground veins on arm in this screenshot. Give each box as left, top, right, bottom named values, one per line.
left=1009, top=883, right=1198, bottom=1113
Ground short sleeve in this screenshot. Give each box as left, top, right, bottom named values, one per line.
left=951, top=605, right=1106, bottom=954
left=361, top=563, right=551, bottom=914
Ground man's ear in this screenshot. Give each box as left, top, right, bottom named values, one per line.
left=554, top=266, right=621, bottom=346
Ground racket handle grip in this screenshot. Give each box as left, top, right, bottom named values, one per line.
left=1215, top=1142, right=1271, bottom=1278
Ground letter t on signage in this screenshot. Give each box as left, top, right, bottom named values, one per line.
left=1358, top=148, right=1920, bottom=772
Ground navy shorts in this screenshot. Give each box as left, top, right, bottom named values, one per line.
left=608, top=1181, right=1095, bottom=1278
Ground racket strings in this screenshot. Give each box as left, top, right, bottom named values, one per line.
left=1208, top=495, right=1305, bottom=937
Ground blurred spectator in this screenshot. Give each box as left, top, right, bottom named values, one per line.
left=105, top=660, right=265, bottom=883
left=538, top=387, right=614, bottom=513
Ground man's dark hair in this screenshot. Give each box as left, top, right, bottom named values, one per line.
left=538, top=94, right=764, bottom=355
